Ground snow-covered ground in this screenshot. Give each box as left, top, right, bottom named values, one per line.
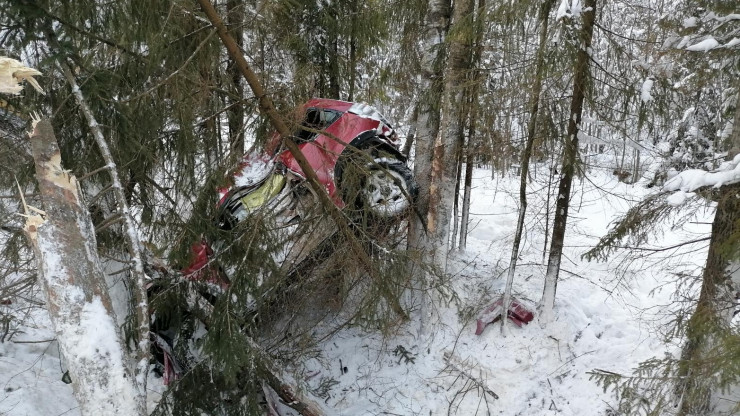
left=0, top=164, right=714, bottom=415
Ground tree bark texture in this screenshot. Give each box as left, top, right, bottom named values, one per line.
left=539, top=0, right=597, bottom=322
left=427, top=0, right=473, bottom=273
left=409, top=0, right=451, bottom=337
left=458, top=0, right=486, bottom=251
left=24, top=119, right=144, bottom=415
left=409, top=0, right=451, bottom=252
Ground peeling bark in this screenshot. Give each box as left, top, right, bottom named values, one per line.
left=23, top=119, right=144, bottom=415
left=411, top=0, right=451, bottom=338
left=427, top=0, right=473, bottom=274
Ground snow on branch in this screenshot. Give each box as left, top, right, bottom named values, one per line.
left=662, top=154, right=740, bottom=206
left=685, top=38, right=720, bottom=52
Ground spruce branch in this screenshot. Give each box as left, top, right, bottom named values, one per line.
left=196, top=0, right=407, bottom=320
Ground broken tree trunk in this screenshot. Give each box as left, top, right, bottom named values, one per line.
left=23, top=118, right=144, bottom=415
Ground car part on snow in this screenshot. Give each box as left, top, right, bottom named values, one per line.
left=151, top=332, right=185, bottom=385
left=474, top=296, right=534, bottom=335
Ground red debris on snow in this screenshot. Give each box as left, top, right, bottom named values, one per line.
left=475, top=296, right=534, bottom=335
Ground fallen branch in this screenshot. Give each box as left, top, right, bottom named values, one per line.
left=442, top=351, right=499, bottom=400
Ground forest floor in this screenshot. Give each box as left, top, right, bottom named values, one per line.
left=0, top=162, right=721, bottom=415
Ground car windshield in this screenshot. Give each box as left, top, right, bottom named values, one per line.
left=294, top=107, right=342, bottom=142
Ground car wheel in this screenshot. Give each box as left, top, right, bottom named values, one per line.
left=339, top=153, right=418, bottom=220
left=361, top=159, right=417, bottom=217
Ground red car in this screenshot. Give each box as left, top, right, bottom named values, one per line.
left=215, top=98, right=418, bottom=229
left=161, top=100, right=418, bottom=384
left=182, top=99, right=417, bottom=278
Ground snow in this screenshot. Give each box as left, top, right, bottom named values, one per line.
left=556, top=0, right=570, bottom=21
left=682, top=17, right=698, bottom=28
left=640, top=78, right=654, bottom=103
left=724, top=37, right=740, bottom=48
left=685, top=37, right=720, bottom=52
left=233, top=152, right=275, bottom=187
left=347, top=102, right=390, bottom=126
left=295, top=167, right=713, bottom=415
left=1, top=165, right=722, bottom=415
left=663, top=153, right=740, bottom=194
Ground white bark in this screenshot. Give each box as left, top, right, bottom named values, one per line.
left=23, top=118, right=144, bottom=415
left=413, top=0, right=451, bottom=338
left=428, top=0, right=472, bottom=275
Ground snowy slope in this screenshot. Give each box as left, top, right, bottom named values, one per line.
left=0, top=165, right=714, bottom=415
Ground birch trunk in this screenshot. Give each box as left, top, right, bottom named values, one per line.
left=59, top=64, right=150, bottom=400
left=410, top=0, right=451, bottom=337
left=427, top=0, right=473, bottom=273
left=539, top=0, right=597, bottom=323
left=502, top=0, right=555, bottom=332
left=23, top=119, right=144, bottom=415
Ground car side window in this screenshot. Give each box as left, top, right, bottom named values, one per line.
left=294, top=108, right=341, bottom=143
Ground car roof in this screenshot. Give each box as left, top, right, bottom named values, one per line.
left=303, top=98, right=355, bottom=112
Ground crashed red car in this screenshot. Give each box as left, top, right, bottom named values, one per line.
left=182, top=99, right=418, bottom=278
left=159, top=99, right=419, bottom=384
left=214, top=98, right=418, bottom=229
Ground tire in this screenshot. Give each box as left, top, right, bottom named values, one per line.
left=338, top=151, right=418, bottom=220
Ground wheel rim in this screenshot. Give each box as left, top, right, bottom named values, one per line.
left=362, top=167, right=409, bottom=217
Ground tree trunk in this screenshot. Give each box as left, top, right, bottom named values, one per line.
left=348, top=21, right=357, bottom=102
left=677, top=91, right=740, bottom=416
left=459, top=0, right=486, bottom=251
left=450, top=136, right=464, bottom=251
left=502, top=0, right=555, bottom=332
left=427, top=0, right=473, bottom=273
left=402, top=104, right=419, bottom=159
left=59, top=63, right=151, bottom=400
left=409, top=0, right=451, bottom=337
left=539, top=0, right=597, bottom=322
left=227, top=0, right=246, bottom=160
left=23, top=119, right=144, bottom=415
